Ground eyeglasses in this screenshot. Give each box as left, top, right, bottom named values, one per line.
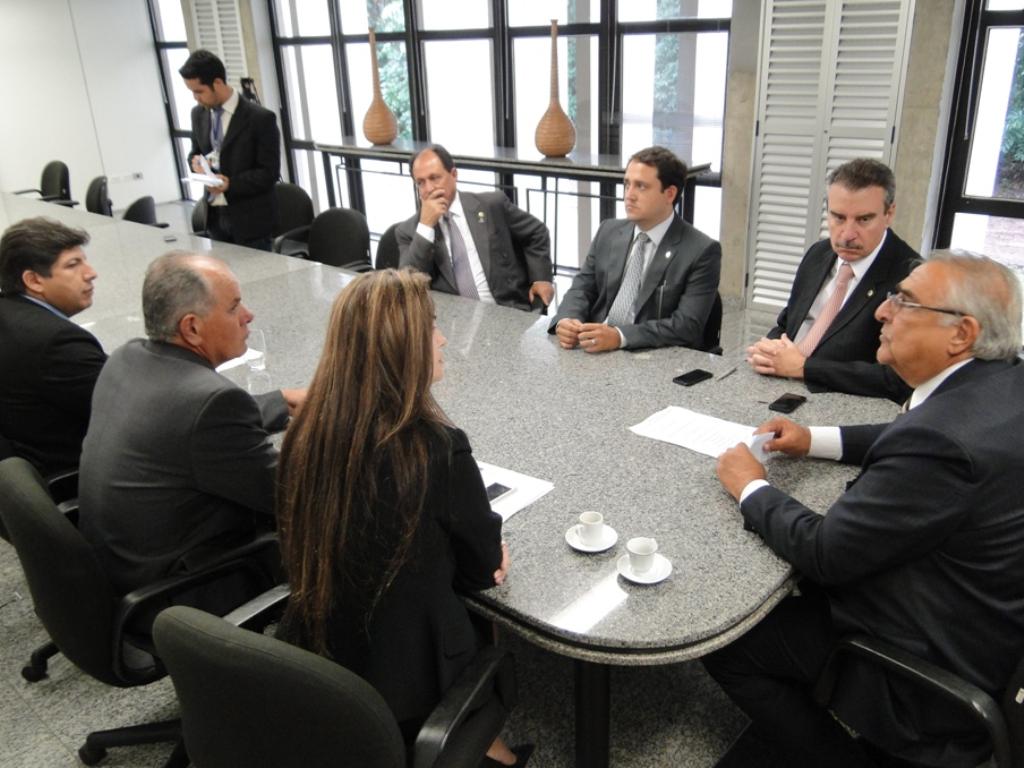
left=884, top=292, right=964, bottom=317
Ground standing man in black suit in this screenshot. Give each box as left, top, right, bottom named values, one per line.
left=709, top=252, right=1024, bottom=767
left=0, top=217, right=106, bottom=476
left=746, top=158, right=918, bottom=401
left=397, top=144, right=554, bottom=311
left=548, top=146, right=721, bottom=352
left=79, top=252, right=305, bottom=612
left=180, top=49, right=280, bottom=251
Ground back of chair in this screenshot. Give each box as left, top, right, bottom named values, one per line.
left=274, top=182, right=314, bottom=236
left=86, top=176, right=113, bottom=216
left=191, top=196, right=209, bottom=235
left=123, top=196, right=159, bottom=226
left=40, top=160, right=71, bottom=201
left=308, top=208, right=371, bottom=270
left=376, top=223, right=401, bottom=270
left=153, top=606, right=406, bottom=768
left=701, top=292, right=723, bottom=354
left=1002, top=655, right=1024, bottom=768
left=0, top=457, right=117, bottom=684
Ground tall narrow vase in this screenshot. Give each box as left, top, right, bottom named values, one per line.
left=363, top=27, right=398, bottom=145
left=534, top=20, right=576, bottom=158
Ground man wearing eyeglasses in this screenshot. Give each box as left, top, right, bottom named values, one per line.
left=708, top=252, right=1024, bottom=767
left=746, top=158, right=917, bottom=402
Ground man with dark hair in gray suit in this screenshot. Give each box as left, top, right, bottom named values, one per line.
left=397, top=143, right=554, bottom=311
left=548, top=145, right=721, bottom=352
left=79, top=252, right=304, bottom=607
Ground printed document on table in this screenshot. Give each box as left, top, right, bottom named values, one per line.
left=476, top=461, right=553, bottom=521
left=630, top=406, right=768, bottom=460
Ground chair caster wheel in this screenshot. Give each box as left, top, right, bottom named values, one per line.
left=21, top=664, right=47, bottom=682
left=78, top=744, right=107, bottom=765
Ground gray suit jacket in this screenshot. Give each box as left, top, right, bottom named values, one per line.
left=742, top=359, right=1024, bottom=766
left=549, top=215, right=721, bottom=349
left=396, top=190, right=552, bottom=311
left=79, top=339, right=288, bottom=595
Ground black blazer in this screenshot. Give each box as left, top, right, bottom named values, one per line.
left=742, top=359, right=1024, bottom=766
left=188, top=95, right=281, bottom=241
left=396, top=191, right=552, bottom=311
left=285, top=426, right=502, bottom=729
left=0, top=294, right=106, bottom=475
left=769, top=230, right=919, bottom=402
left=549, top=215, right=721, bottom=349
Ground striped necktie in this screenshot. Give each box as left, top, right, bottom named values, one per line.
left=606, top=232, right=650, bottom=326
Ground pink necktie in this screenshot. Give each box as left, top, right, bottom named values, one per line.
left=797, top=261, right=854, bottom=357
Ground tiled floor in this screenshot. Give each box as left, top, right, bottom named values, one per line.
left=0, top=534, right=747, bottom=767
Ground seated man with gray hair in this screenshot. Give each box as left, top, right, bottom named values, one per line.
left=709, top=251, right=1024, bottom=767
left=79, top=252, right=304, bottom=612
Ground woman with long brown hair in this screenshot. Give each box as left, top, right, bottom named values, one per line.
left=276, top=269, right=528, bottom=766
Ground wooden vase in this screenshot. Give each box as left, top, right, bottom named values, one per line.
left=363, top=27, right=398, bottom=145
left=534, top=19, right=576, bottom=158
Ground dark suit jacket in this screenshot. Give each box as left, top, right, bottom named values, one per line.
left=188, top=95, right=281, bottom=242
left=742, top=359, right=1024, bottom=766
left=79, top=339, right=288, bottom=596
left=769, top=230, right=918, bottom=402
left=283, top=426, right=502, bottom=728
left=0, top=294, right=106, bottom=475
left=396, top=190, right=552, bottom=311
left=548, top=215, right=721, bottom=349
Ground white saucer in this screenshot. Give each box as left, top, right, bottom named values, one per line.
left=565, top=524, right=618, bottom=553
left=616, top=553, right=672, bottom=584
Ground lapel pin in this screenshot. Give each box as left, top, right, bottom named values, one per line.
left=477, top=211, right=486, bottom=223
left=867, top=289, right=874, bottom=298
left=664, top=251, right=672, bottom=259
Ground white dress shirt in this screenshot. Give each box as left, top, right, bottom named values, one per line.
left=415, top=192, right=495, bottom=303
left=794, top=230, right=888, bottom=344
left=614, top=211, right=676, bottom=348
left=738, top=357, right=975, bottom=504
left=209, top=88, right=239, bottom=208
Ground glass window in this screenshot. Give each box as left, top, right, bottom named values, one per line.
left=274, top=0, right=330, bottom=36
left=292, top=149, right=335, bottom=212
left=419, top=0, right=490, bottom=30
left=513, top=175, right=603, bottom=271
left=165, top=48, right=196, bottom=131
left=360, top=159, right=417, bottom=234
left=965, top=27, right=1024, bottom=200
left=618, top=0, right=732, bottom=22
left=424, top=40, right=495, bottom=153
left=987, top=1, right=1024, bottom=10
left=513, top=35, right=599, bottom=156
left=621, top=31, right=727, bottom=171
left=693, top=185, right=721, bottom=241
left=347, top=41, right=413, bottom=141
left=950, top=211, right=1024, bottom=334
left=507, top=0, right=600, bottom=26
left=282, top=45, right=342, bottom=143
left=155, top=0, right=187, bottom=40
left=337, top=0, right=405, bottom=33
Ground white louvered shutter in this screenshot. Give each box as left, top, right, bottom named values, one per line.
left=746, top=0, right=914, bottom=310
left=190, top=0, right=248, bottom=88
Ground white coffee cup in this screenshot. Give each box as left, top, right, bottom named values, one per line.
left=626, top=537, right=658, bottom=574
left=578, top=511, right=604, bottom=546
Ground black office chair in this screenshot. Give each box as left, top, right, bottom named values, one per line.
left=376, top=222, right=401, bottom=270
left=85, top=176, right=113, bottom=216
left=153, top=605, right=517, bottom=768
left=272, top=182, right=315, bottom=257
left=122, top=196, right=169, bottom=228
left=814, top=634, right=1024, bottom=768
left=191, top=196, right=209, bottom=238
left=297, top=207, right=374, bottom=272
left=14, top=160, right=78, bottom=206
left=0, top=456, right=280, bottom=766
left=700, top=292, right=723, bottom=354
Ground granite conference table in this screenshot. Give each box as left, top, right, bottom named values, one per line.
left=4, top=195, right=898, bottom=767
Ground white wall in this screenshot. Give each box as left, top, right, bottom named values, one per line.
left=0, top=0, right=179, bottom=209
